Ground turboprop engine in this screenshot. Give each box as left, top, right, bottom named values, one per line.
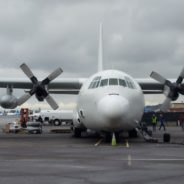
left=150, top=67, right=184, bottom=111
left=0, top=94, right=18, bottom=109
left=0, top=63, right=62, bottom=110
left=17, top=63, right=63, bottom=110
left=0, top=87, right=18, bottom=109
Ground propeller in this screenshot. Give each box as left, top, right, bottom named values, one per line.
left=150, top=67, right=184, bottom=112
left=17, top=63, right=63, bottom=110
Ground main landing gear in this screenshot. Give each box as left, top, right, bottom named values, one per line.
left=73, top=127, right=82, bottom=138
left=72, top=127, right=87, bottom=138
left=128, top=129, right=138, bottom=138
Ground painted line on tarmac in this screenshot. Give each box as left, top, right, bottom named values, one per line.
left=94, top=139, right=103, bottom=146
left=121, top=158, right=184, bottom=161
left=128, top=155, right=132, bottom=166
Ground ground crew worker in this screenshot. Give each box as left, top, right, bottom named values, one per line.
left=21, top=117, right=27, bottom=128
left=151, top=114, right=157, bottom=132
left=179, top=113, right=184, bottom=131
left=159, top=113, right=166, bottom=131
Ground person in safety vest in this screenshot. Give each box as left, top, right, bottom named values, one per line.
left=151, top=114, right=157, bottom=132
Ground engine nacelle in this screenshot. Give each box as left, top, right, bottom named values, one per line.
left=0, top=94, right=18, bottom=109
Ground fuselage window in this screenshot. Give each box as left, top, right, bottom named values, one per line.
left=119, top=79, right=127, bottom=87
left=109, top=78, right=118, bottom=85
left=100, top=79, right=108, bottom=87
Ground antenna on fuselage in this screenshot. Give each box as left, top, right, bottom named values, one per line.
left=98, top=22, right=103, bottom=72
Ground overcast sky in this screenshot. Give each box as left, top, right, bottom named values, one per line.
left=0, top=0, right=184, bottom=109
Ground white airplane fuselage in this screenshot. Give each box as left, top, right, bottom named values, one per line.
left=74, top=70, right=145, bottom=133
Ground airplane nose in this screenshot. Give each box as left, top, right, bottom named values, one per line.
left=97, top=95, right=129, bottom=119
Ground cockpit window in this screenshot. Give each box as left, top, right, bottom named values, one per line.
left=88, top=76, right=101, bottom=89
left=109, top=78, right=118, bottom=85
left=119, top=79, right=127, bottom=87
left=89, top=75, right=136, bottom=89
left=88, top=82, right=94, bottom=89
left=93, top=76, right=101, bottom=81
left=100, top=79, right=108, bottom=87
left=125, top=77, right=136, bottom=89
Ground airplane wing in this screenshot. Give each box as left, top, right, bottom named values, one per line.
left=0, top=63, right=183, bottom=112
left=136, top=78, right=165, bottom=94
left=138, top=67, right=184, bottom=111
left=0, top=77, right=87, bottom=110
left=0, top=62, right=182, bottom=112
left=0, top=78, right=166, bottom=94
left=0, top=78, right=86, bottom=93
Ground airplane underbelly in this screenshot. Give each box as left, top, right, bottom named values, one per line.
left=83, top=110, right=141, bottom=132
left=83, top=117, right=138, bottom=132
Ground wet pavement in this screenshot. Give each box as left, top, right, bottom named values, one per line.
left=0, top=116, right=184, bottom=184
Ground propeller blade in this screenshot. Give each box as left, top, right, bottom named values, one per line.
left=20, top=63, right=38, bottom=84
left=17, top=93, right=32, bottom=106
left=45, top=94, right=59, bottom=110
left=160, top=97, right=171, bottom=112
left=19, top=63, right=61, bottom=109
left=176, top=67, right=184, bottom=84
left=42, top=68, right=63, bottom=85
left=150, top=71, right=167, bottom=84
left=20, top=63, right=34, bottom=79
left=163, top=85, right=170, bottom=96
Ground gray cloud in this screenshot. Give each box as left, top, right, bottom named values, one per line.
left=0, top=0, right=183, bottom=76
left=0, top=0, right=184, bottom=107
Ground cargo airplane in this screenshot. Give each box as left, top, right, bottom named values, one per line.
left=0, top=25, right=184, bottom=140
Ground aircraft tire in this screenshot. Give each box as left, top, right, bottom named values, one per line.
left=73, top=128, right=82, bottom=138
left=104, top=133, right=111, bottom=142
left=163, top=133, right=170, bottom=143
left=128, top=129, right=138, bottom=138
left=115, top=132, right=120, bottom=142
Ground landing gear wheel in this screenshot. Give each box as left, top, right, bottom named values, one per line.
left=163, top=133, right=170, bottom=143
left=104, top=133, right=112, bottom=142
left=115, top=133, right=120, bottom=143
left=128, top=129, right=138, bottom=138
left=73, top=128, right=82, bottom=138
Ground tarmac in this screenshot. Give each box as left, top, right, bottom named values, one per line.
left=0, top=116, right=184, bottom=184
